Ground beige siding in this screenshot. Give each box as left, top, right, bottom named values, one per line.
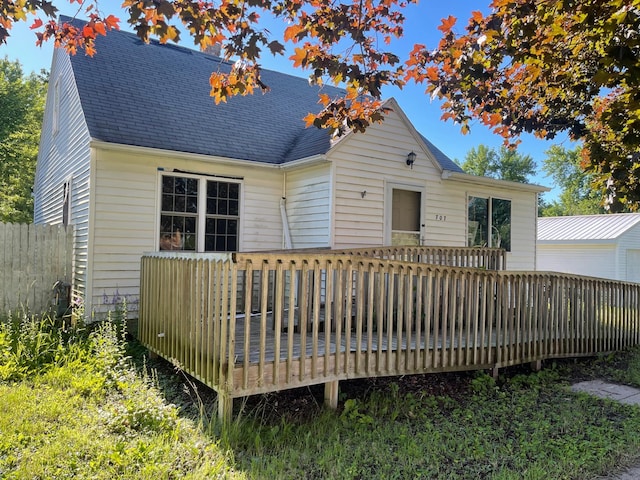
left=33, top=51, right=92, bottom=297
left=285, top=164, right=331, bottom=248
left=537, top=244, right=617, bottom=280
left=90, top=148, right=284, bottom=315
left=330, top=112, right=440, bottom=248
left=329, top=109, right=539, bottom=270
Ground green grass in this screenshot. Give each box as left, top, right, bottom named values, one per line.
left=3, top=310, right=640, bottom=479
left=0, top=312, right=241, bottom=479
left=222, top=367, right=640, bottom=479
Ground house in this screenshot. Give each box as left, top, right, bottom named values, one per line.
left=34, top=18, right=548, bottom=317
left=537, top=213, right=640, bottom=283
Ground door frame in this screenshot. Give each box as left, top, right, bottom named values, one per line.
left=384, top=181, right=425, bottom=246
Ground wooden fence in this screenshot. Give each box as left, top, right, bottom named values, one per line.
left=139, top=248, right=640, bottom=422
left=0, top=223, right=74, bottom=314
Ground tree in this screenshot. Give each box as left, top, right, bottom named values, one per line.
left=0, top=57, right=47, bottom=223
left=539, top=145, right=606, bottom=217
left=409, top=1, right=640, bottom=211
left=3, top=1, right=640, bottom=209
left=1, top=0, right=412, bottom=136
left=460, top=145, right=495, bottom=177
left=461, top=144, right=536, bottom=183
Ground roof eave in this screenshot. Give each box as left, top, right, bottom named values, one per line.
left=90, top=139, right=283, bottom=169
left=441, top=170, right=550, bottom=193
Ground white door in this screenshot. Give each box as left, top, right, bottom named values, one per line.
left=386, top=184, right=424, bottom=246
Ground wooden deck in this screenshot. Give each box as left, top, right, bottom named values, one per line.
left=139, top=246, right=640, bottom=422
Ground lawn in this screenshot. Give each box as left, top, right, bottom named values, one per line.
left=2, top=311, right=640, bottom=479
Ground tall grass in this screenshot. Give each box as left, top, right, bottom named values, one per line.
left=0, top=310, right=241, bottom=479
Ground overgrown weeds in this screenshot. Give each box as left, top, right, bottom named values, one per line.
left=0, top=310, right=240, bottom=479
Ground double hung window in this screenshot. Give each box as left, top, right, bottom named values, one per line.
left=159, top=174, right=240, bottom=252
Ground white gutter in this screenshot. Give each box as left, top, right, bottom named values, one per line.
left=279, top=154, right=329, bottom=170
left=441, top=169, right=550, bottom=193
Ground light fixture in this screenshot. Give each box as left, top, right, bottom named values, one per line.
left=406, top=151, right=416, bottom=168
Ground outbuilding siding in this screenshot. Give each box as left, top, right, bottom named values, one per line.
left=537, top=214, right=640, bottom=282
left=536, top=244, right=617, bottom=280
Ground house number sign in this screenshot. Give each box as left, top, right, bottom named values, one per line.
left=435, top=215, right=447, bottom=221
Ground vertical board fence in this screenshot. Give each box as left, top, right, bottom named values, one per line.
left=139, top=248, right=640, bottom=422
left=0, top=223, right=73, bottom=314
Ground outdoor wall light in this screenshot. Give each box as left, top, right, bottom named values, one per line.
left=406, top=151, right=417, bottom=168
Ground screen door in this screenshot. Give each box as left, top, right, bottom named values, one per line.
left=391, top=188, right=422, bottom=246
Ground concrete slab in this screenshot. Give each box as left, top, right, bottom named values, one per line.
left=571, top=380, right=640, bottom=406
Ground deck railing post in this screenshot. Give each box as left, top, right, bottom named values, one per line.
left=324, top=380, right=339, bottom=410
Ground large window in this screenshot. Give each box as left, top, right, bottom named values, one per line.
left=159, top=174, right=240, bottom=252
left=467, top=196, right=511, bottom=251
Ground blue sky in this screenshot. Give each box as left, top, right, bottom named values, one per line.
left=1, top=0, right=574, bottom=198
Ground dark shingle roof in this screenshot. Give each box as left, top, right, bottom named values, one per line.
left=64, top=16, right=461, bottom=169
left=420, top=135, right=463, bottom=173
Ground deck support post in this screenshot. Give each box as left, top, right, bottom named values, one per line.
left=217, top=391, right=233, bottom=427
left=490, top=367, right=499, bottom=380
left=531, top=360, right=542, bottom=372
left=324, top=380, right=339, bottom=409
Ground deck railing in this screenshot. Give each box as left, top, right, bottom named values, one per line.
left=139, top=249, right=640, bottom=421
left=333, top=246, right=507, bottom=270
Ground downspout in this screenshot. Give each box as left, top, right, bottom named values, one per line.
left=281, top=171, right=293, bottom=249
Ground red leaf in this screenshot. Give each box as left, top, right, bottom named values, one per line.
left=93, top=22, right=106, bottom=36
left=83, top=25, right=95, bottom=39
left=30, top=18, right=43, bottom=30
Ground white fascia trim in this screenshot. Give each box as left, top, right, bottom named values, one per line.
left=90, top=140, right=328, bottom=170
left=442, top=170, right=550, bottom=193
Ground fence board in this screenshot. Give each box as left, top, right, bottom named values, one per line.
left=0, top=223, right=73, bottom=314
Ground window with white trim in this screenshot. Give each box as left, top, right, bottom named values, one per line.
left=467, top=196, right=511, bottom=251
left=159, top=174, right=240, bottom=252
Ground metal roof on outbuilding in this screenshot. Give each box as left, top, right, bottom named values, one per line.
left=538, top=213, right=640, bottom=241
